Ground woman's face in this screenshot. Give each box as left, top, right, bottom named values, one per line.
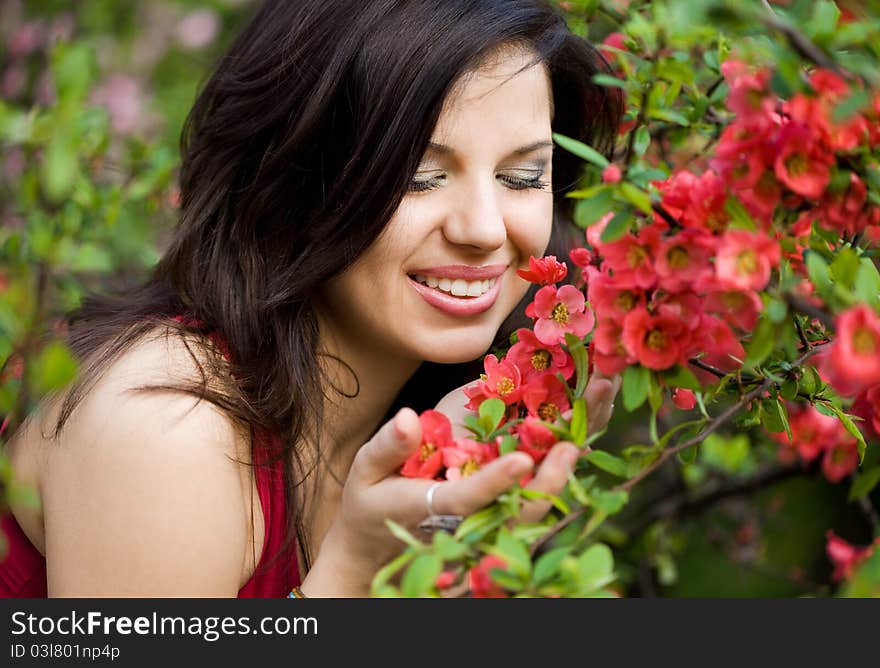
left=321, top=46, right=555, bottom=366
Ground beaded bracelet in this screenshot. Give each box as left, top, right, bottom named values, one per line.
left=287, top=586, right=307, bottom=598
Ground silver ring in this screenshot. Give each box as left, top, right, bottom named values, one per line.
left=418, top=481, right=463, bottom=534
left=425, top=481, right=442, bottom=516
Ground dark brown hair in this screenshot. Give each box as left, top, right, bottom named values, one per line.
left=51, top=0, right=621, bottom=573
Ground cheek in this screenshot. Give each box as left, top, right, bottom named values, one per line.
left=509, top=197, right=554, bottom=258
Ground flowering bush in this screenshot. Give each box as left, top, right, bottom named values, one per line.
left=374, top=0, right=880, bottom=598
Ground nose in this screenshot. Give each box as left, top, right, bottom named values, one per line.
left=441, top=177, right=507, bottom=252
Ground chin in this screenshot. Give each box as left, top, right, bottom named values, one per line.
left=410, top=326, right=501, bottom=366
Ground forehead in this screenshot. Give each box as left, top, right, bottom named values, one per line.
left=429, top=47, right=553, bottom=153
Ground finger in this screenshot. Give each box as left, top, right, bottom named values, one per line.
left=520, top=443, right=579, bottom=523
left=420, top=453, right=534, bottom=519
left=351, top=408, right=422, bottom=485
left=585, top=377, right=615, bottom=434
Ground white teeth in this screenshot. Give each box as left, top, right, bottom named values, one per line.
left=412, top=274, right=497, bottom=297
left=450, top=279, right=469, bottom=296
left=466, top=281, right=484, bottom=297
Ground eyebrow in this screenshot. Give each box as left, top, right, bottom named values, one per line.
left=426, top=140, right=553, bottom=157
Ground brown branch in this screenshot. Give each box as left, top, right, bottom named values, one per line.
left=759, top=5, right=842, bottom=75
left=783, top=292, right=836, bottom=330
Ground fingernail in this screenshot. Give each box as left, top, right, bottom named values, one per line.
left=563, top=446, right=580, bottom=470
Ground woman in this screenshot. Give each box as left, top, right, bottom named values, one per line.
left=1, top=0, right=621, bottom=597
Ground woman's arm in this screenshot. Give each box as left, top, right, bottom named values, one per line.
left=41, top=340, right=254, bottom=597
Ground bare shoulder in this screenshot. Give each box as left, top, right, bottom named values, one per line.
left=16, top=325, right=259, bottom=596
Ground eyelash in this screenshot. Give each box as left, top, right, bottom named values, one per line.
left=408, top=173, right=549, bottom=193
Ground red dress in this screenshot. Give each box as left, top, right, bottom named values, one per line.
left=0, top=320, right=300, bottom=597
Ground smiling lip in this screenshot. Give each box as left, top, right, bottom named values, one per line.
left=407, top=263, right=508, bottom=280
left=408, top=273, right=504, bottom=316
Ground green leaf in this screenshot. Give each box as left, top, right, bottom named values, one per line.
left=552, top=132, right=610, bottom=168
left=600, top=210, right=634, bottom=243
left=590, top=489, right=628, bottom=514
left=31, top=340, right=78, bottom=395
left=574, top=189, right=615, bottom=228
left=520, top=488, right=570, bottom=515
left=41, top=133, right=80, bottom=204
left=498, top=435, right=518, bottom=456
left=633, top=126, right=651, bottom=156
left=565, top=333, right=590, bottom=400
left=433, top=532, right=469, bottom=561
left=806, top=252, right=832, bottom=294
left=830, top=247, right=861, bottom=289
left=493, top=528, right=531, bottom=579
left=401, top=554, right=443, bottom=597
left=570, top=397, right=587, bottom=446
left=371, top=551, right=414, bottom=592
left=648, top=108, right=690, bottom=126
left=622, top=365, right=650, bottom=412
left=854, top=258, right=880, bottom=307
left=577, top=543, right=615, bottom=593
left=455, top=505, right=505, bottom=543
left=744, top=317, right=775, bottom=369
left=479, top=397, right=506, bottom=434
left=385, top=519, right=424, bottom=550
left=533, top=547, right=571, bottom=586
left=849, top=466, right=880, bottom=502
left=463, top=414, right=484, bottom=439
left=592, top=73, right=628, bottom=89
left=662, top=365, right=701, bottom=391
left=819, top=403, right=868, bottom=463
left=619, top=182, right=653, bottom=215
left=585, top=450, right=629, bottom=478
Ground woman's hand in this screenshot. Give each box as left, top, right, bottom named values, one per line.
left=300, top=408, right=579, bottom=597
left=435, top=371, right=622, bottom=440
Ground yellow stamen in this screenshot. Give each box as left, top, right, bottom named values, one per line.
left=461, top=460, right=480, bottom=477
left=853, top=328, right=877, bottom=355
left=552, top=303, right=569, bottom=324
left=538, top=402, right=559, bottom=421
left=531, top=350, right=552, bottom=371
left=647, top=329, right=667, bottom=350
left=497, top=378, right=515, bottom=396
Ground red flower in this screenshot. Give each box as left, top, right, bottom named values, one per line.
left=621, top=307, right=687, bottom=371
left=515, top=416, right=558, bottom=464
left=851, top=385, right=880, bottom=437
left=672, top=388, right=696, bottom=410
left=506, top=328, right=574, bottom=382
left=468, top=555, right=509, bottom=598
left=527, top=285, right=595, bottom=346
left=521, top=373, right=571, bottom=423
left=442, top=438, right=497, bottom=482
left=463, top=354, right=524, bottom=409
left=826, top=531, right=875, bottom=582
left=821, top=438, right=859, bottom=483
left=516, top=255, right=568, bottom=286
left=400, top=410, right=454, bottom=479
left=602, top=164, right=622, bottom=184
left=829, top=304, right=880, bottom=391
left=654, top=230, right=715, bottom=293
left=714, top=229, right=780, bottom=291
left=569, top=247, right=593, bottom=269
left=773, top=123, right=835, bottom=200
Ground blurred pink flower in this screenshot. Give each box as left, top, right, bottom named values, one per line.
left=1, top=64, right=27, bottom=99
left=7, top=20, right=44, bottom=57
left=175, top=9, right=220, bottom=50
left=91, top=75, right=144, bottom=135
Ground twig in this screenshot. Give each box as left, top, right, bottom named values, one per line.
left=688, top=358, right=727, bottom=379
left=794, top=315, right=812, bottom=351
left=783, top=292, right=836, bottom=330
left=858, top=496, right=880, bottom=536
left=759, top=2, right=842, bottom=75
